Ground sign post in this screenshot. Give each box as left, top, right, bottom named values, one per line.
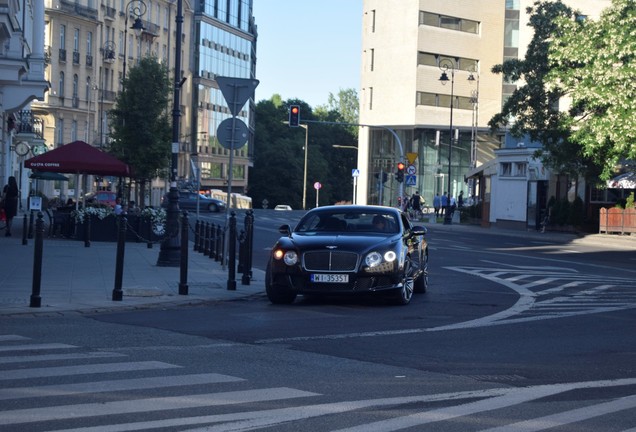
left=314, top=181, right=322, bottom=208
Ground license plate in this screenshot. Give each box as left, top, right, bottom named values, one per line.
left=311, top=273, right=349, bottom=283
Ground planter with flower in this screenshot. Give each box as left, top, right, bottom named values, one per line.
left=72, top=205, right=167, bottom=242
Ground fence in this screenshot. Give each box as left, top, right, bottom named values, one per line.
left=599, top=207, right=636, bottom=235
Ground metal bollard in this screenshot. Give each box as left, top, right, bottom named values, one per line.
left=112, top=214, right=126, bottom=301
left=204, top=222, right=211, bottom=256
left=179, top=211, right=189, bottom=295
left=215, top=224, right=223, bottom=262
left=227, top=211, right=237, bottom=290
left=84, top=212, right=91, bottom=247
left=193, top=219, right=200, bottom=252
left=241, top=209, right=254, bottom=285
left=30, top=212, right=44, bottom=307
left=210, top=223, right=217, bottom=260
left=28, top=210, right=35, bottom=239
left=22, top=214, right=28, bottom=245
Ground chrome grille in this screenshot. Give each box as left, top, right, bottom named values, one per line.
left=303, top=251, right=358, bottom=271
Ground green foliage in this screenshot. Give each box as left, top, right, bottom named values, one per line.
left=626, top=192, right=635, bottom=209
left=489, top=1, right=602, bottom=181
left=568, top=195, right=584, bottom=227
left=547, top=0, right=636, bottom=180
left=108, top=57, right=172, bottom=182
left=249, top=97, right=359, bottom=209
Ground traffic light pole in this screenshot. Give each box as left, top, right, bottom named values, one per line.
left=302, top=120, right=405, bottom=206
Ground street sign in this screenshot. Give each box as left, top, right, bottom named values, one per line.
left=217, top=118, right=249, bottom=149
left=314, top=181, right=322, bottom=190
left=352, top=169, right=360, bottom=177
left=406, top=164, right=416, bottom=175
left=405, top=174, right=417, bottom=186
left=407, top=152, right=418, bottom=164
left=216, top=76, right=260, bottom=117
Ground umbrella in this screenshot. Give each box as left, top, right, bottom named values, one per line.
left=24, top=140, right=131, bottom=177
left=607, top=172, right=636, bottom=189
left=29, top=171, right=69, bottom=181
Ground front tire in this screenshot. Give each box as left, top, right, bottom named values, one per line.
left=208, top=203, right=218, bottom=212
left=414, top=251, right=428, bottom=293
left=265, top=262, right=297, bottom=304
left=393, top=259, right=414, bottom=305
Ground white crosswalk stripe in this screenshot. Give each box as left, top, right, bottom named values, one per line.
left=1, top=334, right=635, bottom=431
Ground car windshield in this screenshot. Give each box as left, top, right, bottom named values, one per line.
left=295, top=211, right=399, bottom=234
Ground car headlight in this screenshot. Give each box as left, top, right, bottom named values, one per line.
left=365, top=251, right=383, bottom=267
left=365, top=250, right=397, bottom=268
left=273, top=249, right=298, bottom=266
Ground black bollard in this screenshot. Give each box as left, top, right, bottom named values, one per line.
left=112, top=214, right=126, bottom=301
left=30, top=212, right=44, bottom=307
left=22, top=214, right=28, bottom=245
left=215, top=224, right=223, bottom=262
left=210, top=223, right=217, bottom=260
left=227, top=211, right=237, bottom=290
left=179, top=211, right=189, bottom=295
left=237, top=229, right=245, bottom=274
left=241, top=209, right=254, bottom=285
left=28, top=210, right=35, bottom=239
left=84, top=212, right=91, bottom=247
left=203, top=222, right=211, bottom=256
left=193, top=219, right=200, bottom=252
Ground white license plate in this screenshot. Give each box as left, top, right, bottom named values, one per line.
left=311, top=274, right=349, bottom=283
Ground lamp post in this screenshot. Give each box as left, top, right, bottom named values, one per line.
left=122, top=0, right=146, bottom=83
left=99, top=41, right=116, bottom=149
left=300, top=124, right=309, bottom=210
left=332, top=144, right=358, bottom=204
left=439, top=58, right=456, bottom=225
left=468, top=69, right=479, bottom=169
left=157, top=0, right=182, bottom=267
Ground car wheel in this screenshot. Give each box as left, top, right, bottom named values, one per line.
left=265, top=262, right=297, bottom=305
left=414, top=251, right=428, bottom=293
left=393, top=259, right=414, bottom=305
left=208, top=203, right=218, bottom=212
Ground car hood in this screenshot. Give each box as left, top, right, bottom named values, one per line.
left=277, top=232, right=400, bottom=253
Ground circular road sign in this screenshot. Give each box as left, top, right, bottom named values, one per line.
left=217, top=118, right=249, bottom=150
left=314, top=181, right=322, bottom=190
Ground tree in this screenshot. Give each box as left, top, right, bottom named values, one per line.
left=489, top=1, right=600, bottom=180
left=109, top=57, right=172, bottom=205
left=316, top=87, right=360, bottom=135
left=547, top=0, right=636, bottom=180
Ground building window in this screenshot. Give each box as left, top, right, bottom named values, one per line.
left=86, top=77, right=92, bottom=101
left=515, top=162, right=527, bottom=177
left=57, top=118, right=64, bottom=145
left=74, top=28, right=80, bottom=51
left=71, top=120, right=78, bottom=142
left=87, top=32, right=93, bottom=56
left=500, top=162, right=512, bottom=177
left=59, top=72, right=65, bottom=97
left=60, top=25, right=66, bottom=49
left=419, top=11, right=479, bottom=35
left=370, top=48, right=374, bottom=71
left=416, top=91, right=473, bottom=110
left=368, top=87, right=373, bottom=110
left=418, top=52, right=478, bottom=72
left=371, top=9, right=376, bottom=32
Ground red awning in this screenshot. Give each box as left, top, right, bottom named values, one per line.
left=24, top=140, right=130, bottom=177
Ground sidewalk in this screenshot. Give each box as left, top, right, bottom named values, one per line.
left=2, top=212, right=634, bottom=317
left=0, top=213, right=264, bottom=317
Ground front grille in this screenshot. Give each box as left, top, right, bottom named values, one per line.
left=303, top=251, right=358, bottom=271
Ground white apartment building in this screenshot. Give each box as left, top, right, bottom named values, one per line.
left=358, top=0, right=611, bottom=224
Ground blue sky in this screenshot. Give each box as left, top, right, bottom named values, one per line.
left=252, top=0, right=362, bottom=108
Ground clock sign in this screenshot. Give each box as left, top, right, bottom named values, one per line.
left=15, top=141, right=31, bottom=156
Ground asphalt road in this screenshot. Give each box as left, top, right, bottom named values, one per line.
left=1, top=218, right=635, bottom=431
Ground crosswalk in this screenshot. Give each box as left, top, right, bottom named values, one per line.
left=1, top=333, right=635, bottom=431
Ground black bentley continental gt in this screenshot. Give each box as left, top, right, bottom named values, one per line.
left=265, top=205, right=428, bottom=305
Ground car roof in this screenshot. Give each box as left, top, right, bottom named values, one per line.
left=306, top=204, right=401, bottom=215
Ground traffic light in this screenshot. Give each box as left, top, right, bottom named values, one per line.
left=289, top=105, right=300, bottom=127
left=396, top=162, right=405, bottom=183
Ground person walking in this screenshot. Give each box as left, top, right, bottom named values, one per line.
left=410, top=191, right=422, bottom=220
left=441, top=192, right=448, bottom=217
left=433, top=193, right=441, bottom=217
left=458, top=191, right=464, bottom=208
left=2, top=176, right=19, bottom=236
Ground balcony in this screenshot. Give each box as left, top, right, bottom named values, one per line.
left=72, top=50, right=80, bottom=65
left=44, top=45, right=52, bottom=65
left=86, top=55, right=93, bottom=67
left=59, top=48, right=66, bottom=62
left=72, top=97, right=79, bottom=108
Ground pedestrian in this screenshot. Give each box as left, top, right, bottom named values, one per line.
left=114, top=197, right=123, bottom=215
left=441, top=192, right=448, bottom=217
left=433, top=193, right=441, bottom=217
left=458, top=191, right=464, bottom=208
left=410, top=191, right=422, bottom=220
left=1, top=176, right=19, bottom=236
left=450, top=195, right=457, bottom=217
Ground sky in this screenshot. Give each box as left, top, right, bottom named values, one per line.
left=252, top=0, right=362, bottom=108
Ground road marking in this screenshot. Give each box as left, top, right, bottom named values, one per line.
left=0, top=373, right=245, bottom=401
left=0, top=351, right=126, bottom=365
left=0, top=387, right=319, bottom=425
left=0, top=335, right=30, bottom=342
left=0, top=361, right=180, bottom=380
left=0, top=342, right=78, bottom=352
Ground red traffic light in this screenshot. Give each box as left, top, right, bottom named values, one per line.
left=397, top=162, right=405, bottom=171
left=289, top=105, right=300, bottom=127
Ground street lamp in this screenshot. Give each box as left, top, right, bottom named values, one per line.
left=157, top=0, right=183, bottom=268
left=439, top=58, right=456, bottom=225
left=122, top=0, right=146, bottom=83
left=300, top=124, right=309, bottom=210
left=99, top=41, right=116, bottom=149
left=332, top=144, right=358, bottom=204
left=468, top=69, right=480, bottom=169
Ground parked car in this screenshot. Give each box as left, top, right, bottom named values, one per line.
left=161, top=191, right=226, bottom=213
left=274, top=204, right=293, bottom=211
left=266, top=205, right=428, bottom=305
left=84, top=191, right=117, bottom=207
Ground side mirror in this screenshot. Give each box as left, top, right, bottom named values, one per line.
left=279, top=224, right=292, bottom=236
left=411, top=225, right=427, bottom=236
